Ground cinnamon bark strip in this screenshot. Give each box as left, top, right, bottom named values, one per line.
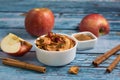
left=106, top=55, right=120, bottom=73
left=2, top=58, right=46, bottom=73
left=92, top=44, right=120, bottom=67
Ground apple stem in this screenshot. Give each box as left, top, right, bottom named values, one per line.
left=99, top=27, right=105, bottom=35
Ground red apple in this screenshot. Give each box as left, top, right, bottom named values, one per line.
left=0, top=33, right=32, bottom=57
left=25, top=8, right=54, bottom=36
left=79, top=13, right=110, bottom=37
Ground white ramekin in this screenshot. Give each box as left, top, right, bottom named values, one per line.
left=72, top=31, right=97, bottom=50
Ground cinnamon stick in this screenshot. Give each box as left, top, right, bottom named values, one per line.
left=106, top=55, right=120, bottom=73
left=2, top=58, right=46, bottom=73
left=92, top=44, right=120, bottom=67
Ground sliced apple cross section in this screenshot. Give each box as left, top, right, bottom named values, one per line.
left=1, top=33, right=21, bottom=53
left=0, top=33, right=32, bottom=57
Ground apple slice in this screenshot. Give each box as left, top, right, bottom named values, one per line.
left=0, top=33, right=32, bottom=57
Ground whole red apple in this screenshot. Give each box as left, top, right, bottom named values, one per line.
left=25, top=8, right=54, bottom=36
left=79, top=13, right=110, bottom=37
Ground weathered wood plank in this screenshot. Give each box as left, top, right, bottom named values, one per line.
left=0, top=52, right=120, bottom=80
left=1, top=51, right=120, bottom=67
left=0, top=1, right=120, bottom=80
left=0, top=29, right=120, bottom=53
left=0, top=13, right=120, bottom=31
left=0, top=1, right=119, bottom=14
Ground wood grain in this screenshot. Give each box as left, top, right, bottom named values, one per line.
left=0, top=0, right=120, bottom=80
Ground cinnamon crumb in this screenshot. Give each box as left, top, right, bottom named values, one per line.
left=68, top=66, right=79, bottom=74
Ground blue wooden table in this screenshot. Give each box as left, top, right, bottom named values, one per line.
left=0, top=0, right=120, bottom=80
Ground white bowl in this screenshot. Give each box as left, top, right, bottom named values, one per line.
left=72, top=31, right=97, bottom=50
left=34, top=33, right=77, bottom=66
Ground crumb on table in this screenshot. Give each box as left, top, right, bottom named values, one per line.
left=68, top=66, right=79, bottom=74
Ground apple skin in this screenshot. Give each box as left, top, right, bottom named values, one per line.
left=0, top=33, right=32, bottom=57
left=79, top=13, right=110, bottom=37
left=25, top=8, right=55, bottom=36
left=8, top=41, right=32, bottom=57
